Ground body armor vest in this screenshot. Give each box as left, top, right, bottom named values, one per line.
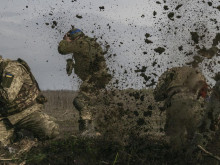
left=0, top=59, right=44, bottom=116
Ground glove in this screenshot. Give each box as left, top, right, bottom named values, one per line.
left=66, top=58, right=75, bottom=76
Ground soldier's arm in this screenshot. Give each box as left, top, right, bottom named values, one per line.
left=0, top=64, right=24, bottom=103
left=58, top=39, right=89, bottom=55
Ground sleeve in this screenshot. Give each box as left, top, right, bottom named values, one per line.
left=153, top=69, right=175, bottom=101
left=58, top=40, right=89, bottom=55
left=0, top=64, right=24, bottom=103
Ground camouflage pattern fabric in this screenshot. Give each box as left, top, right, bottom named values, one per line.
left=0, top=118, right=14, bottom=147
left=14, top=109, right=59, bottom=140
left=58, top=33, right=112, bottom=123
left=58, top=35, right=112, bottom=91
left=0, top=104, right=59, bottom=146
left=73, top=91, right=98, bottom=131
left=73, top=92, right=92, bottom=120
left=154, top=66, right=207, bottom=102
left=0, top=60, right=39, bottom=115
left=0, top=59, right=59, bottom=146
left=189, top=81, right=220, bottom=154
left=165, top=92, right=205, bottom=151
left=199, top=81, right=220, bottom=133
left=154, top=66, right=208, bottom=151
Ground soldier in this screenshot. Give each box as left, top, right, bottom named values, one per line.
left=154, top=66, right=209, bottom=151
left=187, top=80, right=220, bottom=163
left=58, top=27, right=112, bottom=136
left=0, top=56, right=59, bottom=147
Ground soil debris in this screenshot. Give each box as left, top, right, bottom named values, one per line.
left=178, top=46, right=183, bottom=51
left=99, top=6, right=105, bottom=11
left=208, top=2, right=212, bottom=6
left=145, top=39, right=153, bottom=44
left=168, top=12, right=174, bottom=21
left=154, top=47, right=165, bottom=54
left=76, top=14, right=83, bottom=19
left=135, top=66, right=147, bottom=73
left=186, top=55, right=204, bottom=68
left=190, top=32, right=199, bottom=44
left=145, top=33, right=151, bottom=38
left=156, top=1, right=161, bottom=4
left=164, top=5, right=169, bottom=10
left=175, top=4, right=183, bottom=10
left=213, top=72, right=220, bottom=81
left=212, top=33, right=220, bottom=46
left=140, top=73, right=151, bottom=82
left=198, top=46, right=218, bottom=59
left=51, top=21, right=57, bottom=29
left=52, top=21, right=57, bottom=26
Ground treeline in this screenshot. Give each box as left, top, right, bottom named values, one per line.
left=42, top=90, right=78, bottom=112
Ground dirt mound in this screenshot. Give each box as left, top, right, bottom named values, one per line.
left=90, top=88, right=165, bottom=144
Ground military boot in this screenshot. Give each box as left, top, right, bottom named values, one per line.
left=78, top=119, right=101, bottom=137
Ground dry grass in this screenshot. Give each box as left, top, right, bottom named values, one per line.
left=42, top=90, right=79, bottom=135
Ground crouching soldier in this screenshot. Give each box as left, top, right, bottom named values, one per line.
left=0, top=56, right=59, bottom=147
left=58, top=27, right=112, bottom=136
left=187, top=81, right=220, bottom=163
left=154, top=66, right=209, bottom=151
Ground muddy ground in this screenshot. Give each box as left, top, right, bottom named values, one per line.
left=0, top=90, right=218, bottom=165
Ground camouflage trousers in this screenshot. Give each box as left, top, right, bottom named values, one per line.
left=0, top=104, right=59, bottom=147
left=73, top=92, right=93, bottom=121
left=164, top=93, right=205, bottom=151
left=73, top=91, right=100, bottom=132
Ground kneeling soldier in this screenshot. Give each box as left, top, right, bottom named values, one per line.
left=154, top=66, right=209, bottom=151
left=0, top=56, right=59, bottom=147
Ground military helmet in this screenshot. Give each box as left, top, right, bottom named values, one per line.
left=68, top=28, right=84, bottom=40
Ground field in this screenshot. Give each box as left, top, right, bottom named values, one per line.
left=23, top=90, right=175, bottom=165
left=2, top=90, right=219, bottom=165
left=42, top=90, right=79, bottom=136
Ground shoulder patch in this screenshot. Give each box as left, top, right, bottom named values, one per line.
left=1, top=73, right=14, bottom=88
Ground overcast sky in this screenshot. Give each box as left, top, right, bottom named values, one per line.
left=0, top=0, right=219, bottom=90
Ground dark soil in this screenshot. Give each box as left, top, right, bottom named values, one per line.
left=154, top=47, right=165, bottom=54
left=20, top=136, right=183, bottom=165
left=167, top=12, right=174, bottom=21
left=213, top=33, right=220, bottom=46
left=190, top=32, right=199, bottom=44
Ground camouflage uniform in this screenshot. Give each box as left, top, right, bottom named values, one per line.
left=58, top=31, right=111, bottom=90
left=154, top=66, right=208, bottom=151
left=0, top=58, right=59, bottom=146
left=58, top=28, right=111, bottom=133
left=188, top=81, right=220, bottom=162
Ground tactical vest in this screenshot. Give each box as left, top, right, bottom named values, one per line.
left=0, top=59, right=46, bottom=116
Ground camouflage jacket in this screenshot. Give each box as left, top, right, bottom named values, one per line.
left=0, top=59, right=40, bottom=116
left=154, top=66, right=209, bottom=102
left=58, top=36, right=106, bottom=81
